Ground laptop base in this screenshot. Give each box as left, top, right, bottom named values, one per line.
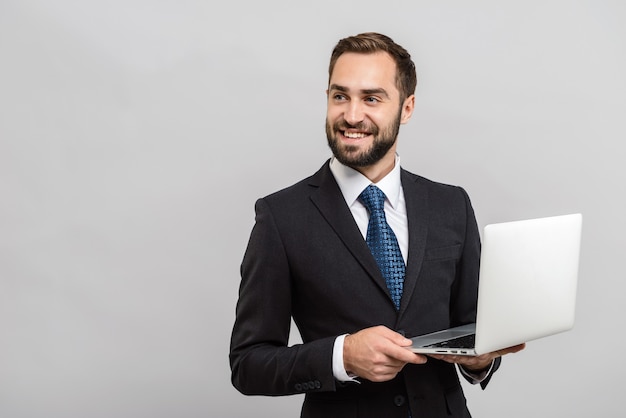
left=408, top=323, right=478, bottom=355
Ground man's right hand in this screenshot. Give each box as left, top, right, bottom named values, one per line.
left=343, top=325, right=427, bottom=382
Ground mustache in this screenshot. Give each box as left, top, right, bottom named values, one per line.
left=333, top=120, right=378, bottom=134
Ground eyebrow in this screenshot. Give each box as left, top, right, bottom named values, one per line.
left=329, top=84, right=391, bottom=100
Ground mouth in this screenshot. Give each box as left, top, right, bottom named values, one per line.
left=328, top=119, right=376, bottom=144
left=338, top=127, right=373, bottom=143
left=342, top=131, right=370, bottom=139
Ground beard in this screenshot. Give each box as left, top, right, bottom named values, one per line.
left=326, top=109, right=402, bottom=168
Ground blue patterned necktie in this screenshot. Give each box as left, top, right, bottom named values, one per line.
left=359, top=185, right=405, bottom=310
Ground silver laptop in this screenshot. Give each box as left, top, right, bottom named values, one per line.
left=408, top=213, right=582, bottom=355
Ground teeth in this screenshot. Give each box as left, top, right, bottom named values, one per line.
left=344, top=132, right=367, bottom=139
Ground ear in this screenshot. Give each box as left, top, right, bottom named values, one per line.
left=400, top=95, right=415, bottom=124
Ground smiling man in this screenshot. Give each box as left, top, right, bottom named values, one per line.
left=230, top=32, right=523, bottom=418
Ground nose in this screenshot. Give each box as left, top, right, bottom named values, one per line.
left=344, top=101, right=365, bottom=126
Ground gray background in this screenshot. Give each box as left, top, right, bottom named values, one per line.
left=1, top=0, right=624, bottom=417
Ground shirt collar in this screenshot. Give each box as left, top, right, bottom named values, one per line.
left=329, top=155, right=403, bottom=209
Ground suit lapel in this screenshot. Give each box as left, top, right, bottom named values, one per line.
left=398, top=169, right=429, bottom=316
left=309, top=162, right=391, bottom=299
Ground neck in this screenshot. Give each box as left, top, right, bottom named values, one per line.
left=353, top=151, right=396, bottom=183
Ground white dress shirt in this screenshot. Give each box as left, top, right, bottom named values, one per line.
left=330, top=155, right=409, bottom=261
left=327, top=156, right=491, bottom=384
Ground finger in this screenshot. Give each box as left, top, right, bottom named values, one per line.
left=427, top=354, right=452, bottom=362
left=428, top=354, right=477, bottom=367
left=371, top=327, right=427, bottom=364
left=374, top=326, right=414, bottom=347
left=362, top=355, right=411, bottom=382
left=507, top=343, right=526, bottom=353
left=403, top=352, right=428, bottom=365
left=494, top=343, right=526, bottom=357
left=371, top=337, right=426, bottom=365
left=386, top=346, right=428, bottom=364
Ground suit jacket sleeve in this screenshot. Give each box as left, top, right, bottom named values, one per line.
left=229, top=197, right=337, bottom=396
left=454, top=187, right=501, bottom=389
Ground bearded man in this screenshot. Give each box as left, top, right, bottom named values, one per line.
left=230, top=32, right=523, bottom=418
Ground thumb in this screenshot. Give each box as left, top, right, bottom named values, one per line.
left=387, top=330, right=413, bottom=347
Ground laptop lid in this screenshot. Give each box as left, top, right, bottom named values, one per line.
left=473, top=213, right=582, bottom=354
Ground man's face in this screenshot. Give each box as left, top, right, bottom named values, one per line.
left=326, top=52, right=414, bottom=168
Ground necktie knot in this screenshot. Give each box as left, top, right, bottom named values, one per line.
left=359, top=185, right=386, bottom=214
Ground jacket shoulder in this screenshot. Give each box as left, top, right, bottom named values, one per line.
left=401, top=168, right=469, bottom=195
left=260, top=162, right=331, bottom=204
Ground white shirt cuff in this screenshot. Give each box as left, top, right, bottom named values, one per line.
left=332, top=334, right=359, bottom=383
left=459, top=360, right=495, bottom=384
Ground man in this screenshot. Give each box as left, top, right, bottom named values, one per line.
left=230, top=32, right=523, bottom=417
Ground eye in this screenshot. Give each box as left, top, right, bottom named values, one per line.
left=364, top=96, right=380, bottom=104
left=333, top=93, right=347, bottom=101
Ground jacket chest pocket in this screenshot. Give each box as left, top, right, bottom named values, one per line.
left=424, top=244, right=461, bottom=262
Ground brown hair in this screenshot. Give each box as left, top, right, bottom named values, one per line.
left=328, top=32, right=417, bottom=101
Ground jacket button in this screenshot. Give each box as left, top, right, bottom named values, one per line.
left=294, top=383, right=302, bottom=391
left=393, top=395, right=406, bottom=407
left=314, top=380, right=321, bottom=389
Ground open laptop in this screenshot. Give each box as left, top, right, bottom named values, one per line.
left=408, top=213, right=582, bottom=356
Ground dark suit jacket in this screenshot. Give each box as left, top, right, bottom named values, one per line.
left=230, top=161, right=501, bottom=418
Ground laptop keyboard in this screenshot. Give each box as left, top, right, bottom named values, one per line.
left=425, top=334, right=475, bottom=348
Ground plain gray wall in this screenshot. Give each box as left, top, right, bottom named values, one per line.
left=1, top=0, right=624, bottom=417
